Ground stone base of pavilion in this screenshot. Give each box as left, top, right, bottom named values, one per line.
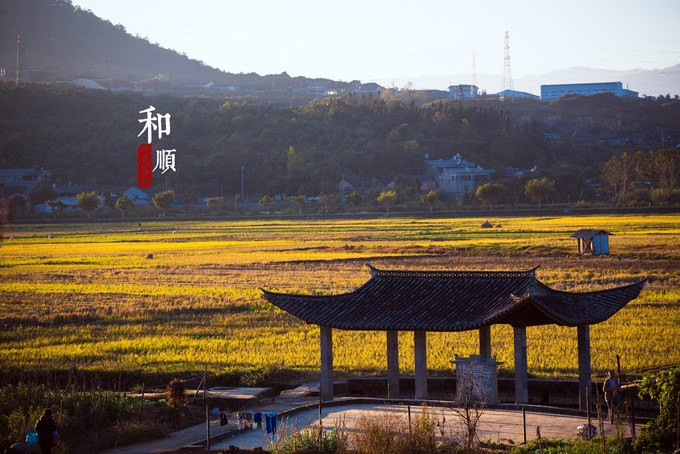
left=336, top=376, right=586, bottom=407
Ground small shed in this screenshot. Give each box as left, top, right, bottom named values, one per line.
left=571, top=229, right=612, bottom=255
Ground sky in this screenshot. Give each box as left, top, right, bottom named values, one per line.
left=71, top=0, right=680, bottom=84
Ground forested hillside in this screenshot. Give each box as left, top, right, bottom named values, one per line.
left=0, top=0, right=348, bottom=91
left=1, top=83, right=679, bottom=201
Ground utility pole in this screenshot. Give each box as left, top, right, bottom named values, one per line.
left=240, top=166, right=245, bottom=201
left=15, top=35, right=21, bottom=87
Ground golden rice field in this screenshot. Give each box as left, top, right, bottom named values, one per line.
left=0, top=214, right=678, bottom=381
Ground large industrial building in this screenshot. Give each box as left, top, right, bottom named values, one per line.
left=448, top=84, right=479, bottom=100
left=488, top=89, right=539, bottom=100
left=540, top=81, right=638, bottom=100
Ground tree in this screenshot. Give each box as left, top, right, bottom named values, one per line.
left=601, top=151, right=637, bottom=204
left=651, top=149, right=680, bottom=203
left=259, top=195, right=272, bottom=214
left=47, top=199, right=67, bottom=217
left=76, top=191, right=99, bottom=217
left=420, top=190, right=439, bottom=212
left=205, top=197, right=222, bottom=216
left=524, top=178, right=555, bottom=209
left=345, top=191, right=363, bottom=212
left=475, top=183, right=505, bottom=210
left=320, top=193, right=340, bottom=214
left=377, top=190, right=397, bottom=215
left=29, top=182, right=57, bottom=207
left=289, top=195, right=306, bottom=214
left=115, top=194, right=133, bottom=218
left=8, top=194, right=27, bottom=216
left=152, top=190, right=175, bottom=217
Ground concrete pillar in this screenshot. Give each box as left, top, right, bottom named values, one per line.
left=479, top=325, right=492, bottom=359
left=386, top=330, right=400, bottom=398
left=513, top=326, right=528, bottom=404
left=577, top=325, right=592, bottom=411
left=414, top=330, right=428, bottom=400
left=320, top=325, right=333, bottom=401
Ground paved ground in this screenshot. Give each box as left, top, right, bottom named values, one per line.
left=102, top=396, right=316, bottom=454
left=211, top=404, right=635, bottom=451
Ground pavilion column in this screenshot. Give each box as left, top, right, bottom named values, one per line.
left=414, top=330, right=428, bottom=400
left=320, top=325, right=333, bottom=402
left=479, top=325, right=492, bottom=359
left=513, top=326, right=529, bottom=404
left=386, top=330, right=400, bottom=398
left=577, top=325, right=592, bottom=411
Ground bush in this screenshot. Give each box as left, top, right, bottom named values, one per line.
left=166, top=379, right=186, bottom=412
left=651, top=188, right=680, bottom=206
left=625, top=189, right=651, bottom=207
left=352, top=406, right=437, bottom=454
left=270, top=424, right=348, bottom=454
left=635, top=367, right=680, bottom=452
left=510, top=437, right=630, bottom=453
left=0, top=382, right=143, bottom=453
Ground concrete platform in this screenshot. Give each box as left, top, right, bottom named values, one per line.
left=210, top=403, right=638, bottom=451
left=127, top=387, right=274, bottom=405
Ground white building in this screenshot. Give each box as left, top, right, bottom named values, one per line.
left=0, top=168, right=51, bottom=190
left=424, top=153, right=494, bottom=200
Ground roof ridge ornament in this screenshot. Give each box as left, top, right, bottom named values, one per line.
left=365, top=263, right=540, bottom=279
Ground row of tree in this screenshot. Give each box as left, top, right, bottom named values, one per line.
left=3, top=84, right=678, bottom=205
left=601, top=149, right=680, bottom=205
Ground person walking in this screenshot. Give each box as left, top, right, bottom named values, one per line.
left=34, top=408, right=57, bottom=454
left=603, top=370, right=619, bottom=423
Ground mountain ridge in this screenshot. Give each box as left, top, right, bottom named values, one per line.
left=371, top=64, right=680, bottom=96
left=0, top=0, right=362, bottom=94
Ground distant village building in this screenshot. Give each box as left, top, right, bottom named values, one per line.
left=448, top=84, right=479, bottom=100
left=123, top=187, right=151, bottom=206
left=541, top=82, right=638, bottom=100
left=571, top=229, right=612, bottom=255
left=424, top=153, right=494, bottom=200
left=0, top=168, right=51, bottom=190
left=337, top=177, right=352, bottom=194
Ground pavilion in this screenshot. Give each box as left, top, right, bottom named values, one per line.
left=261, top=264, right=645, bottom=409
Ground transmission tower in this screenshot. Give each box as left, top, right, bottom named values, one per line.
left=500, top=31, right=513, bottom=100
left=471, top=52, right=478, bottom=97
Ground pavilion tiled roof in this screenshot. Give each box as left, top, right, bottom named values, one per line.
left=261, top=264, right=645, bottom=331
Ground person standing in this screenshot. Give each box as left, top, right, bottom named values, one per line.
left=34, top=408, right=57, bottom=454
left=603, top=370, right=619, bottom=423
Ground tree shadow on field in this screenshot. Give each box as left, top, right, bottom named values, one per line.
left=0, top=304, right=261, bottom=329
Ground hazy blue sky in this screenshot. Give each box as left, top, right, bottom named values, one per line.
left=72, top=0, right=680, bottom=82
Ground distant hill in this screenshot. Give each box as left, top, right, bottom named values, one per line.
left=0, top=0, right=359, bottom=93
left=372, top=64, right=680, bottom=97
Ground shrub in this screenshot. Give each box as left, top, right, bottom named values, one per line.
left=166, top=379, right=186, bottom=412
left=352, top=406, right=437, bottom=454
left=270, top=422, right=348, bottom=454
left=0, top=383, right=144, bottom=453
left=635, top=367, right=680, bottom=452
